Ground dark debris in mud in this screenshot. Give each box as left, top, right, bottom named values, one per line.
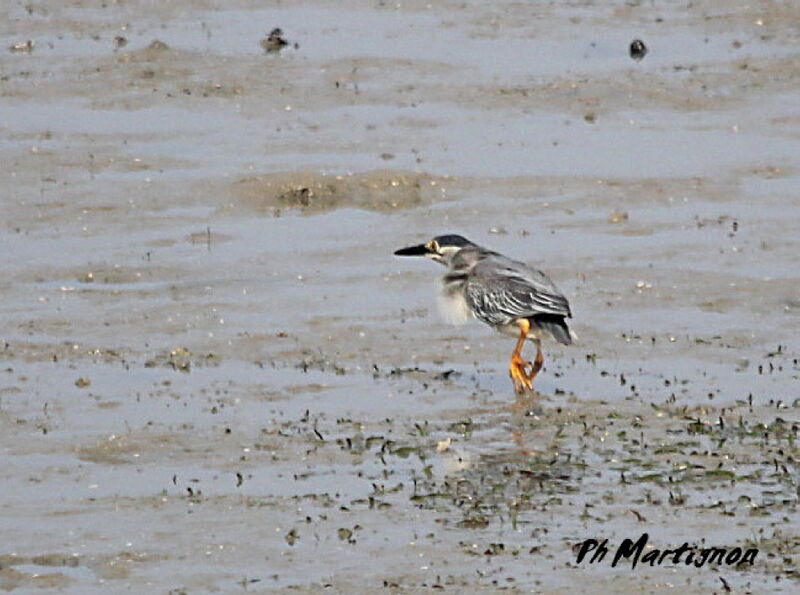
left=143, top=347, right=221, bottom=372
left=248, top=372, right=799, bottom=585
left=260, top=28, right=290, bottom=54
left=629, top=39, right=648, bottom=62
left=3, top=336, right=798, bottom=591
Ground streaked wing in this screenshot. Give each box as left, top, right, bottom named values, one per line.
left=465, top=255, right=571, bottom=326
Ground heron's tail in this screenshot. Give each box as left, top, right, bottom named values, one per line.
left=533, top=314, right=573, bottom=345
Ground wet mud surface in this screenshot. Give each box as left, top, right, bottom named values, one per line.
left=1, top=0, right=799, bottom=592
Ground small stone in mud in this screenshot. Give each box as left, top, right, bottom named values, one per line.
left=607, top=210, right=629, bottom=223
left=147, top=40, right=170, bottom=52
left=584, top=112, right=596, bottom=124
left=75, top=377, right=91, bottom=388
left=280, top=186, right=312, bottom=207
left=114, top=36, right=128, bottom=49
left=169, top=347, right=192, bottom=372
left=629, top=39, right=647, bottom=61
left=261, top=28, right=288, bottom=53
left=9, top=40, right=35, bottom=53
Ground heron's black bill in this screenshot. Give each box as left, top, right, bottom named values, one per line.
left=394, top=244, right=430, bottom=256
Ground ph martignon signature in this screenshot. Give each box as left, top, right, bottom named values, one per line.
left=575, top=533, right=758, bottom=570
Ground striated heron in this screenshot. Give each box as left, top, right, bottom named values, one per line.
left=394, top=234, right=574, bottom=393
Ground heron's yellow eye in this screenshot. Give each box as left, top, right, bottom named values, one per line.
left=428, top=240, right=439, bottom=252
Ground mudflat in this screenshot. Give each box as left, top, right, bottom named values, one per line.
left=1, top=1, right=798, bottom=592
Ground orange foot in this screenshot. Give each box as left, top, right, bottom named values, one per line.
left=509, top=354, right=534, bottom=394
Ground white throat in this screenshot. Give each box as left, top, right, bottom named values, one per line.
left=436, top=279, right=471, bottom=325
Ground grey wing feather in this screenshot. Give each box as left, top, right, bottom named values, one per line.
left=465, top=255, right=571, bottom=326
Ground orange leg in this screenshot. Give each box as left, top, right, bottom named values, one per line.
left=527, top=343, right=544, bottom=383
left=508, top=319, right=533, bottom=394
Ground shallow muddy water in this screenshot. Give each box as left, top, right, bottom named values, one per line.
left=1, top=0, right=798, bottom=592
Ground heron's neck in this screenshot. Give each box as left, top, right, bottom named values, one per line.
left=441, top=258, right=474, bottom=295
